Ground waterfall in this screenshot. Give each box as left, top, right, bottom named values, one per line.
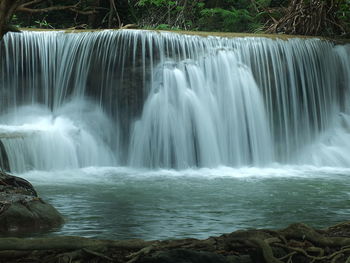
left=0, top=101, right=116, bottom=173
left=0, top=30, right=349, bottom=171
left=129, top=51, right=273, bottom=168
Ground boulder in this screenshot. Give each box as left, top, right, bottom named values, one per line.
left=0, top=171, right=64, bottom=234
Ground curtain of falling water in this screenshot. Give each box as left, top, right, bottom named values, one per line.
left=0, top=30, right=349, bottom=171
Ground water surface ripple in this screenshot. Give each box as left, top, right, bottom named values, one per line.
left=20, top=166, right=350, bottom=240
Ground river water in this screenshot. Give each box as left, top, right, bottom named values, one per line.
left=20, top=166, right=350, bottom=240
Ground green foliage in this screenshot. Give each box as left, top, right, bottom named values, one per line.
left=132, top=0, right=269, bottom=33
left=197, top=0, right=271, bottom=33
left=8, top=0, right=349, bottom=37
left=11, top=15, right=24, bottom=28
left=155, top=24, right=180, bottom=30
left=133, top=0, right=205, bottom=30
left=199, top=8, right=253, bottom=32
left=137, top=0, right=177, bottom=7
left=34, top=17, right=54, bottom=29
left=338, top=0, right=350, bottom=36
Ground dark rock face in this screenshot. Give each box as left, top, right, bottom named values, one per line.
left=0, top=140, right=10, bottom=172
left=0, top=171, right=64, bottom=234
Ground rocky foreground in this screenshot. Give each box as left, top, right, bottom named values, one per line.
left=1, top=221, right=350, bottom=262
left=1, top=170, right=350, bottom=263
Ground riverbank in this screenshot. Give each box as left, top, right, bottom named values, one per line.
left=1, top=221, right=350, bottom=263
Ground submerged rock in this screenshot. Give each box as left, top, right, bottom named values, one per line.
left=0, top=171, right=64, bottom=234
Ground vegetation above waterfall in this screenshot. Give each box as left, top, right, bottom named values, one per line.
left=0, top=0, right=349, bottom=39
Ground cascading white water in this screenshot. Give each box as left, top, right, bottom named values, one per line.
left=129, top=50, right=273, bottom=168
left=297, top=45, right=350, bottom=166
left=0, top=30, right=349, bottom=171
left=0, top=101, right=116, bottom=173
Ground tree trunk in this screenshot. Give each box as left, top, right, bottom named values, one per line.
left=0, top=0, right=21, bottom=40
left=88, top=0, right=100, bottom=28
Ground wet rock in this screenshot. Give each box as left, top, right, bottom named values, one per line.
left=0, top=140, right=10, bottom=172
left=0, top=171, right=64, bottom=234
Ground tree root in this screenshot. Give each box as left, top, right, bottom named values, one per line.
left=56, top=249, right=83, bottom=263
left=0, top=236, right=153, bottom=250
left=278, top=251, right=297, bottom=261
left=265, top=0, right=347, bottom=36
left=82, top=248, right=114, bottom=261
left=248, top=238, right=283, bottom=263
left=126, top=245, right=156, bottom=263
left=275, top=243, right=350, bottom=262
left=281, top=223, right=350, bottom=247
left=0, top=250, right=31, bottom=259
left=1, top=222, right=350, bottom=262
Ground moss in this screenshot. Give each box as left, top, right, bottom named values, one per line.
left=17, top=28, right=350, bottom=44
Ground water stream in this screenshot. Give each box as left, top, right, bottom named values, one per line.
left=0, top=30, right=349, bottom=239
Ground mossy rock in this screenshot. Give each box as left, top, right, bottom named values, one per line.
left=0, top=199, right=63, bottom=233
left=0, top=171, right=64, bottom=234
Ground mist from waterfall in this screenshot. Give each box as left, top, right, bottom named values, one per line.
left=0, top=30, right=349, bottom=172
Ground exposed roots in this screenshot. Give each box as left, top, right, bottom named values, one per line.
left=1, top=222, right=350, bottom=262
left=266, top=0, right=347, bottom=37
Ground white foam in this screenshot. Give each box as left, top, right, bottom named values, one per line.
left=17, top=164, right=350, bottom=187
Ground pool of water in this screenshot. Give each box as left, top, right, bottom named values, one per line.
left=18, top=165, right=350, bottom=240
